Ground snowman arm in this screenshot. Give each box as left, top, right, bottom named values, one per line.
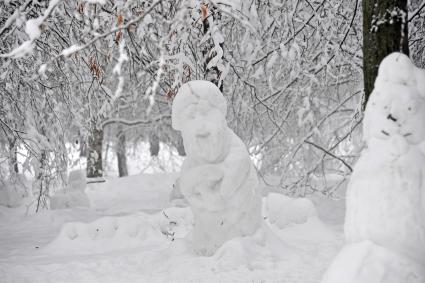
left=179, top=164, right=223, bottom=196
left=219, top=152, right=251, bottom=199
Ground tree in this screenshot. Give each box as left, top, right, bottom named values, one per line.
left=362, top=0, right=409, bottom=103
left=116, top=126, right=128, bottom=177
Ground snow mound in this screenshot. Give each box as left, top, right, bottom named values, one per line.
left=44, top=214, right=165, bottom=254
left=322, top=241, right=425, bottom=283
left=264, top=193, right=317, bottom=228
left=263, top=193, right=337, bottom=243
left=213, top=223, right=295, bottom=271
left=277, top=217, right=338, bottom=244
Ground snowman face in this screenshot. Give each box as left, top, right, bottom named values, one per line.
left=363, top=83, right=425, bottom=145
left=180, top=99, right=230, bottom=163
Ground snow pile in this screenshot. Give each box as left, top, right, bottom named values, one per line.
left=322, top=53, right=425, bottom=283
left=50, top=170, right=90, bottom=209
left=264, top=193, right=337, bottom=243
left=212, top=223, right=295, bottom=271
left=264, top=193, right=317, bottom=228
left=0, top=174, right=28, bottom=208
left=0, top=172, right=345, bottom=283
left=44, top=214, right=165, bottom=255
left=171, top=80, right=262, bottom=256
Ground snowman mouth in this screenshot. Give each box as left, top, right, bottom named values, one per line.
left=380, top=130, right=412, bottom=138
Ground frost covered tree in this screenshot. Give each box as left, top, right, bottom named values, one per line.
left=1, top=0, right=425, bottom=211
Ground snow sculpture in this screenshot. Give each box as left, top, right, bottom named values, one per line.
left=50, top=170, right=90, bottom=209
left=322, top=52, right=425, bottom=283
left=171, top=80, right=262, bottom=256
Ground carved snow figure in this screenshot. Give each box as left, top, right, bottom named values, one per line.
left=322, top=53, right=425, bottom=283
left=171, top=80, right=262, bottom=256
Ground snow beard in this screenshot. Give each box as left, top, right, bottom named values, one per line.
left=182, top=120, right=230, bottom=164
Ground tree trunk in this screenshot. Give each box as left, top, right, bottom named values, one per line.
left=116, top=127, right=128, bottom=177
left=8, top=137, right=19, bottom=174
left=79, top=138, right=87, bottom=157
left=176, top=133, right=186, bottom=156
left=149, top=133, right=160, bottom=157
left=86, top=125, right=103, bottom=178
left=35, top=150, right=47, bottom=212
left=362, top=0, right=409, bottom=104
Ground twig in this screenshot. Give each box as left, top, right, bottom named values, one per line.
left=304, top=140, right=353, bottom=172
left=409, top=1, right=425, bottom=22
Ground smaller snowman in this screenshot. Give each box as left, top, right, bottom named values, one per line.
left=322, top=53, right=425, bottom=283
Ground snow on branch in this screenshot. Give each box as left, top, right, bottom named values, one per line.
left=101, top=115, right=171, bottom=129
left=0, top=0, right=62, bottom=58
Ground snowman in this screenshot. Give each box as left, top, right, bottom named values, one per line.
left=322, top=53, right=425, bottom=283
left=171, top=80, right=262, bottom=256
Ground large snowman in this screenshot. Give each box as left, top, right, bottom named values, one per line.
left=322, top=53, right=425, bottom=282
left=171, top=80, right=262, bottom=256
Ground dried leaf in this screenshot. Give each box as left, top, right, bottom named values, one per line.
left=115, top=31, right=122, bottom=44
left=200, top=3, right=208, bottom=20
left=117, top=14, right=124, bottom=26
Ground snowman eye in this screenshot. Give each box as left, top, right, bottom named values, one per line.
left=408, top=107, right=412, bottom=111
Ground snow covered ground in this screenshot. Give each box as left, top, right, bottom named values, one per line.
left=0, top=173, right=345, bottom=283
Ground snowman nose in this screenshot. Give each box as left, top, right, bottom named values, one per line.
left=387, top=114, right=397, bottom=122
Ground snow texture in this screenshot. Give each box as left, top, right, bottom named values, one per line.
left=171, top=80, right=262, bottom=256
left=323, top=52, right=425, bottom=283
left=50, top=170, right=90, bottom=209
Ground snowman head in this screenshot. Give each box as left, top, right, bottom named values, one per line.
left=363, top=82, right=425, bottom=145
left=172, top=80, right=230, bottom=163
left=375, top=52, right=416, bottom=88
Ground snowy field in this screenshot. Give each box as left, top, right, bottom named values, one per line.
left=0, top=173, right=345, bottom=283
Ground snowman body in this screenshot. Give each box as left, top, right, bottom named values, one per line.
left=345, top=140, right=425, bottom=263
left=323, top=53, right=425, bottom=283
